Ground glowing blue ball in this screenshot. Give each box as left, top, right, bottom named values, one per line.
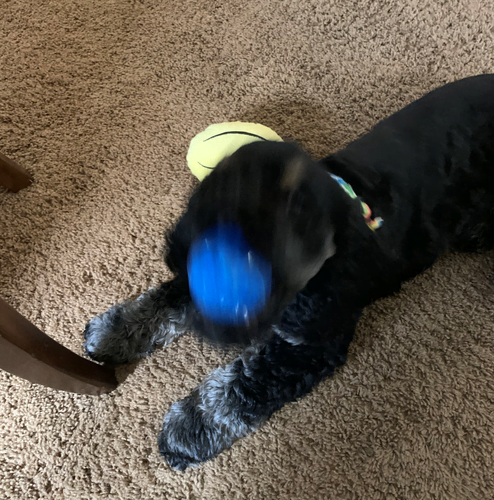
left=187, top=223, right=272, bottom=326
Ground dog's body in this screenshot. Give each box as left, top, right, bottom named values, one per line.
left=84, top=74, right=494, bottom=471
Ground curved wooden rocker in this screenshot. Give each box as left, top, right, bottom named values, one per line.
left=0, top=152, right=33, bottom=192
left=0, top=152, right=117, bottom=395
left=0, top=297, right=118, bottom=395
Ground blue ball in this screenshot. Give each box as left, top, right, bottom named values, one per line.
left=187, top=223, right=272, bottom=326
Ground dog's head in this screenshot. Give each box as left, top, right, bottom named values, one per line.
left=166, top=141, right=352, bottom=344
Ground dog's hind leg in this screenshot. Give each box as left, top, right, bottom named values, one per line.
left=84, top=279, right=191, bottom=365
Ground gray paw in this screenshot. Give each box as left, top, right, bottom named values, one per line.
left=84, top=304, right=146, bottom=365
left=158, top=361, right=261, bottom=471
left=158, top=396, right=234, bottom=472
left=84, top=285, right=189, bottom=365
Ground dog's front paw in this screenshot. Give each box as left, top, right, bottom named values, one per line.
left=84, top=304, right=144, bottom=365
left=158, top=396, right=234, bottom=472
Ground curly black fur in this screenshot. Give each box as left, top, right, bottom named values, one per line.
left=84, top=74, right=494, bottom=470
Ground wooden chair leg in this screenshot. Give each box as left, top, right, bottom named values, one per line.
left=0, top=297, right=118, bottom=395
left=0, top=152, right=33, bottom=192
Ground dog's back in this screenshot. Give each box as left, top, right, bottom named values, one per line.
left=323, top=74, right=494, bottom=296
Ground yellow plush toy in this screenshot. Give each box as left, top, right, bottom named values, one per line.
left=187, top=122, right=283, bottom=181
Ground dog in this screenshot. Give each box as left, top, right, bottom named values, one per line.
left=84, top=74, right=494, bottom=471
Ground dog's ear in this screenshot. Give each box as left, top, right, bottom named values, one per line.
left=280, top=156, right=307, bottom=191
left=283, top=228, right=336, bottom=291
left=274, top=215, right=336, bottom=293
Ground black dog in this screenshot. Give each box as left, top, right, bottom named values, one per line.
left=84, top=74, right=494, bottom=471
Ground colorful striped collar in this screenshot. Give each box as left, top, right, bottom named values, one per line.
left=330, top=174, right=383, bottom=231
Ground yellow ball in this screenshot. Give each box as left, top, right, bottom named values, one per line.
left=187, top=122, right=283, bottom=181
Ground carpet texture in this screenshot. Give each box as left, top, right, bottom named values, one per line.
left=1, top=0, right=494, bottom=498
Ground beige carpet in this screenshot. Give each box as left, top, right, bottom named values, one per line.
left=2, top=0, right=494, bottom=498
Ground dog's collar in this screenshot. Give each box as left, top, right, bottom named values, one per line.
left=330, top=174, right=383, bottom=231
